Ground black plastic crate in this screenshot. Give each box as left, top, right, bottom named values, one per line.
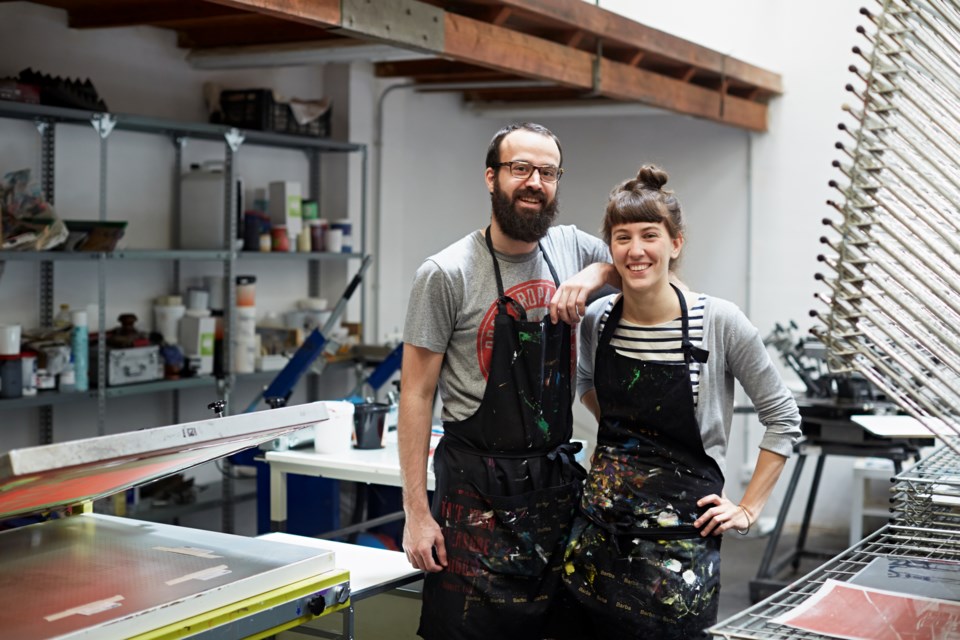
left=218, top=89, right=330, bottom=138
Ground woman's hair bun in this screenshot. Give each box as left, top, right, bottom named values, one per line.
left=636, top=164, right=669, bottom=191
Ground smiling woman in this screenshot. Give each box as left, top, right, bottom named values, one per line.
left=559, top=164, right=802, bottom=640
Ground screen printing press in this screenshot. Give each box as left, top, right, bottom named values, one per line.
left=0, top=402, right=356, bottom=640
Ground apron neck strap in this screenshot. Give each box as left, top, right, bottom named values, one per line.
left=484, top=226, right=560, bottom=318
left=673, top=283, right=709, bottom=364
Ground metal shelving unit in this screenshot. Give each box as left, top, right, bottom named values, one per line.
left=892, top=441, right=960, bottom=532
left=0, top=100, right=368, bottom=531
left=709, top=524, right=960, bottom=639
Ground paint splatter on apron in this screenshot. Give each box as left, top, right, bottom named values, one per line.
left=563, top=286, right=724, bottom=639
left=418, top=227, right=584, bottom=640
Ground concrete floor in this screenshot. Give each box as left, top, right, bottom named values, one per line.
left=165, top=490, right=856, bottom=639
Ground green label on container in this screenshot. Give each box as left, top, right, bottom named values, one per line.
left=288, top=195, right=302, bottom=220
left=200, top=334, right=214, bottom=357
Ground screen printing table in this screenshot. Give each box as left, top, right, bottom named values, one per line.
left=0, top=402, right=360, bottom=640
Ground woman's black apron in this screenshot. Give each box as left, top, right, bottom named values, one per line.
left=418, top=227, right=584, bottom=640
left=563, top=285, right=724, bottom=640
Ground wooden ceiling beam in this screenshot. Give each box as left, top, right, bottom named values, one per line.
left=443, top=12, right=593, bottom=89
left=178, top=15, right=332, bottom=48
left=628, top=50, right=645, bottom=67
left=563, top=29, right=585, bottom=49
left=204, top=0, right=340, bottom=29
left=441, top=12, right=770, bottom=130
left=376, top=59, right=512, bottom=82
left=67, top=1, right=241, bottom=29
left=484, top=6, right=512, bottom=26
left=461, top=87, right=592, bottom=102
left=487, top=0, right=782, bottom=95
left=599, top=58, right=767, bottom=131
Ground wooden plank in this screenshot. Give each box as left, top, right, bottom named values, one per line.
left=376, top=59, right=511, bottom=81
left=443, top=12, right=593, bottom=89
left=462, top=87, right=593, bottom=102
left=599, top=58, right=768, bottom=131
left=439, top=13, right=767, bottom=130
left=489, top=0, right=782, bottom=95
left=67, top=1, right=242, bottom=28
left=204, top=0, right=340, bottom=28
left=563, top=29, right=584, bottom=48
left=178, top=14, right=333, bottom=48
left=485, top=6, right=512, bottom=26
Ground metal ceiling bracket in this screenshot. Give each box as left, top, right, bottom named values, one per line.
left=91, top=113, right=116, bottom=139
left=341, top=0, right=444, bottom=54
left=590, top=39, right=603, bottom=98
left=225, top=128, right=245, bottom=152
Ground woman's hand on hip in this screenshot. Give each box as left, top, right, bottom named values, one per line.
left=694, top=494, right=750, bottom=536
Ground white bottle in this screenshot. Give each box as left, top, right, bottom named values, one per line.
left=71, top=310, right=89, bottom=392
left=54, top=303, right=72, bottom=330
left=59, top=362, right=76, bottom=392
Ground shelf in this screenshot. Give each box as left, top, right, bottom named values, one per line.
left=0, top=249, right=231, bottom=261
left=0, top=99, right=364, bottom=153
left=0, top=376, right=219, bottom=409
left=0, top=356, right=361, bottom=410
left=237, top=251, right=364, bottom=261
left=0, top=249, right=363, bottom=262
left=0, top=389, right=95, bottom=410
left=102, top=376, right=219, bottom=398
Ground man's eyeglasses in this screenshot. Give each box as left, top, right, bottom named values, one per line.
left=493, top=161, right=564, bottom=183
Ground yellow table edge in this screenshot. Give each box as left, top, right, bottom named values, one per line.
left=130, top=568, right=351, bottom=640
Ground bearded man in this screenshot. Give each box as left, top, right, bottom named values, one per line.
left=398, top=122, right=618, bottom=640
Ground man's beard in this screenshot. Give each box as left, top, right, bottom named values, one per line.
left=491, top=179, right=559, bottom=243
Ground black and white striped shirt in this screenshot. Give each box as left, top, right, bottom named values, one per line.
left=598, top=293, right=707, bottom=406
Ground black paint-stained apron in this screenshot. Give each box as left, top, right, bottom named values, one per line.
left=418, top=228, right=584, bottom=640
left=563, top=285, right=724, bottom=640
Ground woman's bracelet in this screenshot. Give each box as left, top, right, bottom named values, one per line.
left=735, top=504, right=754, bottom=536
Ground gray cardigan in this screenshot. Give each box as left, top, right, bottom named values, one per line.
left=577, top=291, right=801, bottom=476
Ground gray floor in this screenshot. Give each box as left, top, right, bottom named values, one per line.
left=160, top=491, right=856, bottom=634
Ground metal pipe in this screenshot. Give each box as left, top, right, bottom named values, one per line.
left=371, top=78, right=551, bottom=342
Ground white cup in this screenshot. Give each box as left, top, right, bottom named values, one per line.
left=186, top=287, right=210, bottom=311
left=204, top=276, right=226, bottom=311
left=315, top=401, right=355, bottom=454
left=285, top=310, right=308, bottom=331
left=235, top=305, right=257, bottom=339
left=0, top=324, right=21, bottom=355
left=233, top=333, right=257, bottom=373
left=325, top=228, right=343, bottom=253
left=154, top=304, right=185, bottom=345
left=21, top=355, right=37, bottom=396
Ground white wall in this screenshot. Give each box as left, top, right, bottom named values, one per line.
left=1, top=1, right=871, bottom=531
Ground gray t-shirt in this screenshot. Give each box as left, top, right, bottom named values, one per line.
left=403, top=224, right=611, bottom=422
left=578, top=291, right=801, bottom=476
